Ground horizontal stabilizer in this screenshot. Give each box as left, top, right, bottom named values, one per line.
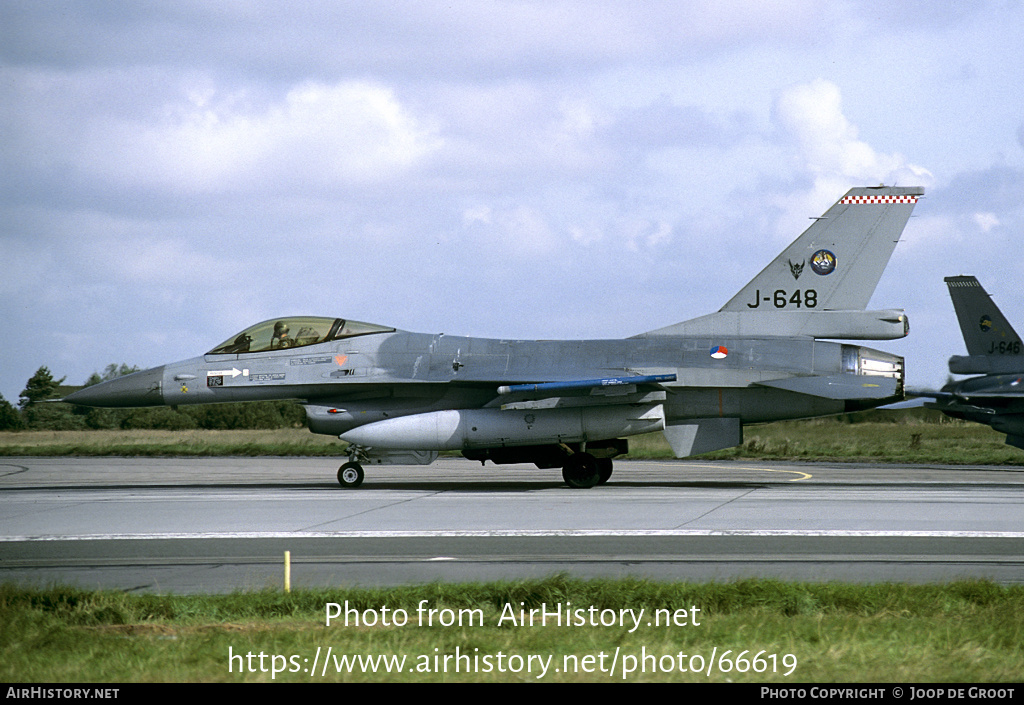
left=948, top=355, right=1024, bottom=375
left=905, top=387, right=952, bottom=401
left=757, top=374, right=899, bottom=400
left=663, top=417, right=742, bottom=458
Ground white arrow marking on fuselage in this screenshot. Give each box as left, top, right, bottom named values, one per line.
left=207, top=368, right=244, bottom=378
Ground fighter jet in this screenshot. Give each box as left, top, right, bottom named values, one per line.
left=64, top=186, right=923, bottom=488
left=921, top=276, right=1024, bottom=449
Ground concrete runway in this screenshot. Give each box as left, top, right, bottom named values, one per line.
left=1, top=457, right=1022, bottom=592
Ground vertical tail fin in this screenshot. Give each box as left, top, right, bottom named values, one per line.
left=946, top=276, right=1021, bottom=355
left=720, top=186, right=923, bottom=312
left=945, top=276, right=1024, bottom=374
left=639, top=186, right=922, bottom=339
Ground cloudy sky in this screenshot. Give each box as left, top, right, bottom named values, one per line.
left=2, top=1, right=1023, bottom=405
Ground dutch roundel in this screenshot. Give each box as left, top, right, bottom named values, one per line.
left=710, top=345, right=728, bottom=359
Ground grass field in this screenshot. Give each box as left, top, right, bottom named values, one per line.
left=0, top=427, right=344, bottom=456
left=2, top=578, right=1022, bottom=683
left=3, top=410, right=1023, bottom=465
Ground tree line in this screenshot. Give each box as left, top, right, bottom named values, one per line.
left=0, top=365, right=306, bottom=431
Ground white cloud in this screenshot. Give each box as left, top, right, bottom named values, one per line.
left=461, top=201, right=558, bottom=255
left=462, top=205, right=493, bottom=227
left=493, top=206, right=556, bottom=256
left=773, top=79, right=932, bottom=186
left=569, top=223, right=603, bottom=246
left=85, top=80, right=442, bottom=194
left=769, top=79, right=935, bottom=239
left=973, top=212, right=1000, bottom=233
left=893, top=213, right=962, bottom=253
left=617, top=219, right=674, bottom=252
left=2, top=2, right=1022, bottom=407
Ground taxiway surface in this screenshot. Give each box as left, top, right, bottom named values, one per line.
left=1, top=457, right=1021, bottom=592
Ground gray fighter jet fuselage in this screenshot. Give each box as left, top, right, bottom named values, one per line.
left=64, top=186, right=924, bottom=487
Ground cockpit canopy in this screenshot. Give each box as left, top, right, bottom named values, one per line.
left=208, top=317, right=395, bottom=354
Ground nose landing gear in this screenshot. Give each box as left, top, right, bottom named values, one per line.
left=337, top=461, right=365, bottom=488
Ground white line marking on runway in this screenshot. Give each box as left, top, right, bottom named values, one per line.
left=3, top=529, right=1023, bottom=541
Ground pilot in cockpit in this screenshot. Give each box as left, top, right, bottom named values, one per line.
left=271, top=321, right=292, bottom=348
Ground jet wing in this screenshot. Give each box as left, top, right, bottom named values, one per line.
left=497, top=373, right=676, bottom=395
left=920, top=375, right=1024, bottom=402
left=486, top=374, right=676, bottom=410
left=951, top=389, right=1024, bottom=400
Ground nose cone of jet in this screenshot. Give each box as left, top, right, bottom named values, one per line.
left=62, top=366, right=166, bottom=408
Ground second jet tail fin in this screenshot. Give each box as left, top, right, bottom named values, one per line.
left=945, top=276, right=1024, bottom=375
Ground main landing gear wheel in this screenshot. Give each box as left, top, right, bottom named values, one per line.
left=338, top=461, right=364, bottom=488
left=562, top=452, right=600, bottom=489
left=596, top=458, right=613, bottom=484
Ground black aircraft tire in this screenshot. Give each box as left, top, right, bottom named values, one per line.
left=562, top=452, right=600, bottom=489
left=596, top=458, right=613, bottom=484
left=338, top=462, right=365, bottom=488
